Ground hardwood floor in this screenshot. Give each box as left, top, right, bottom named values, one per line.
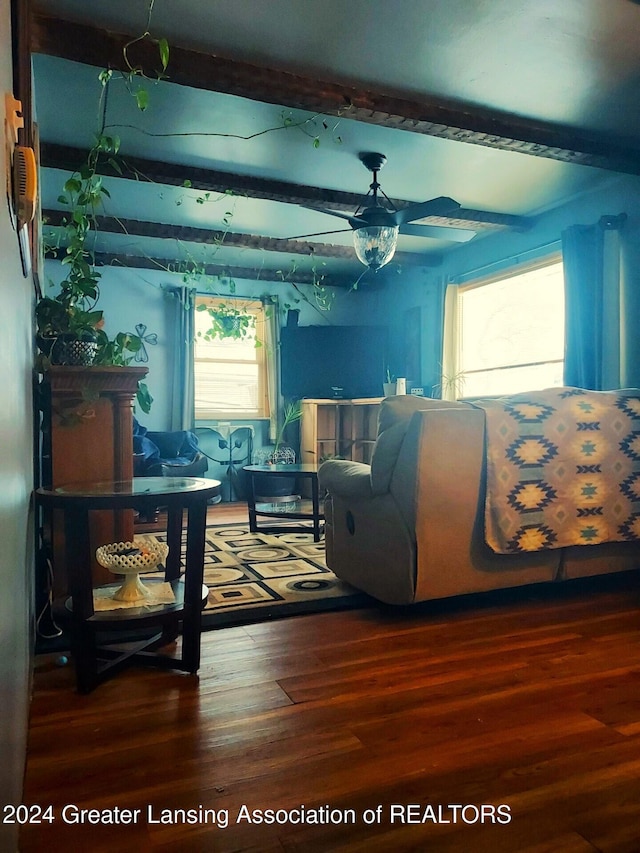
left=21, top=519, right=640, bottom=851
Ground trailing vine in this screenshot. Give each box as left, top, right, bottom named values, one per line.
left=36, top=0, right=172, bottom=412
left=39, top=0, right=354, bottom=419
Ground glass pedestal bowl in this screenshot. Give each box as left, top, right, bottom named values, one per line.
left=95, top=536, right=170, bottom=603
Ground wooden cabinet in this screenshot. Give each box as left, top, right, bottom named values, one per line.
left=300, top=398, right=382, bottom=465
left=40, top=365, right=148, bottom=593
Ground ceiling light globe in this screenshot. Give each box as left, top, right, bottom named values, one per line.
left=353, top=225, right=399, bottom=271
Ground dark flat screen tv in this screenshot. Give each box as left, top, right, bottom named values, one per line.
left=280, top=324, right=388, bottom=399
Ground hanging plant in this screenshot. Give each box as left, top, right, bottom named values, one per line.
left=196, top=301, right=255, bottom=341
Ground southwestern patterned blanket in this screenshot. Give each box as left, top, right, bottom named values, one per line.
left=472, top=387, right=640, bottom=554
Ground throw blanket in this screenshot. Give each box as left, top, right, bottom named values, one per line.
left=472, top=387, right=640, bottom=553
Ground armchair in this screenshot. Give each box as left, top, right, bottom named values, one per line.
left=133, top=419, right=208, bottom=478
left=133, top=420, right=210, bottom=522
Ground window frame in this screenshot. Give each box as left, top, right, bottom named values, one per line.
left=444, top=253, right=565, bottom=400
left=193, top=296, right=270, bottom=421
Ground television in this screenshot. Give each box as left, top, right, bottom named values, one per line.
left=280, top=324, right=388, bottom=399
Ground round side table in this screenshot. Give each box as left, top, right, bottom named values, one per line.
left=35, top=476, right=221, bottom=693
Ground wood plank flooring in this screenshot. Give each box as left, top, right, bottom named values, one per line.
left=20, top=508, right=640, bottom=852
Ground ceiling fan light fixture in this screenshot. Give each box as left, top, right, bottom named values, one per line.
left=353, top=225, right=398, bottom=271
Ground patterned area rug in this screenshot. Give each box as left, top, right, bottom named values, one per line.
left=157, top=523, right=369, bottom=628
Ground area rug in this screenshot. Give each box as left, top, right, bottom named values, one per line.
left=154, top=523, right=369, bottom=629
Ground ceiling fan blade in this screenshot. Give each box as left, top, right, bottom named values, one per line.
left=399, top=223, right=476, bottom=242
left=394, top=196, right=461, bottom=225
left=298, top=204, right=367, bottom=228
left=284, top=227, right=351, bottom=240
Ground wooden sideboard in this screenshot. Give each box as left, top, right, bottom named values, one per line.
left=300, top=398, right=382, bottom=466
left=39, top=365, right=149, bottom=594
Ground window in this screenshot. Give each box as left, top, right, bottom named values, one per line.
left=194, top=298, right=270, bottom=419
left=445, top=257, right=565, bottom=398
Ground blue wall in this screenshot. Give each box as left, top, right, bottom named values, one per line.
left=43, top=169, right=640, bottom=450
left=42, top=261, right=370, bottom=428
left=365, top=171, right=640, bottom=393
left=1, top=0, right=35, bottom=842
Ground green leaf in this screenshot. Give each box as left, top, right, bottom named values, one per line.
left=182, top=179, right=192, bottom=188
left=63, top=177, right=82, bottom=194
left=158, top=38, right=170, bottom=71
left=108, top=157, right=123, bottom=175
left=136, top=382, right=153, bottom=415
left=84, top=310, right=104, bottom=326
left=313, top=137, right=320, bottom=149
left=56, top=195, right=69, bottom=205
left=123, top=334, right=142, bottom=352
left=98, top=69, right=113, bottom=86
left=135, top=89, right=149, bottom=111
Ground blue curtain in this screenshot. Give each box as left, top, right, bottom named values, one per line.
left=562, top=215, right=627, bottom=390
left=262, top=295, right=280, bottom=442
left=165, top=285, right=195, bottom=431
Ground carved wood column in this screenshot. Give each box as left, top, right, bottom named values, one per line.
left=41, top=365, right=149, bottom=593
left=111, top=389, right=140, bottom=542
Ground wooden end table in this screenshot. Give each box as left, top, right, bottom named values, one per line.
left=35, top=476, right=221, bottom=693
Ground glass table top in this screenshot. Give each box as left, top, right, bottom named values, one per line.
left=243, top=464, right=319, bottom=474
left=51, top=476, right=219, bottom=498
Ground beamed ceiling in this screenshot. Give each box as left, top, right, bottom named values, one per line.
left=30, top=0, right=640, bottom=288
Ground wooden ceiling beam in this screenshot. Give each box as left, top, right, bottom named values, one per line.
left=42, top=249, right=397, bottom=289
left=31, top=13, right=640, bottom=175
left=40, top=142, right=530, bottom=232
left=40, top=142, right=370, bottom=210
left=43, top=208, right=443, bottom=268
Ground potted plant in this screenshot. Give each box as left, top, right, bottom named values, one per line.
left=252, top=400, right=302, bottom=500
left=37, top=134, right=152, bottom=413
left=35, top=295, right=101, bottom=366
left=35, top=232, right=105, bottom=367
left=36, top=135, right=116, bottom=366
left=383, top=367, right=396, bottom=396
left=196, top=300, right=254, bottom=341
left=258, top=400, right=302, bottom=464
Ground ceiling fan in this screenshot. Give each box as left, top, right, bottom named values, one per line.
left=289, top=151, right=477, bottom=271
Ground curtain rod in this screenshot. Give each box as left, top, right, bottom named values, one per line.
left=599, top=213, right=627, bottom=230
left=450, top=212, right=626, bottom=286
left=450, top=239, right=562, bottom=285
